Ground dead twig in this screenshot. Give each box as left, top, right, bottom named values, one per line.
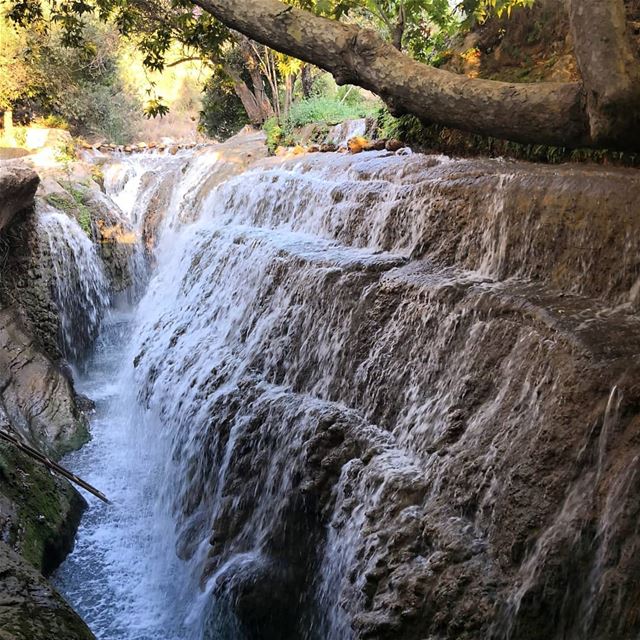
left=0, top=429, right=111, bottom=504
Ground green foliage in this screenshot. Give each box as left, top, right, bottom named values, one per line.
left=376, top=106, right=402, bottom=139
left=466, top=0, right=535, bottom=22
left=199, top=71, right=249, bottom=140
left=263, top=116, right=283, bottom=153
left=0, top=16, right=42, bottom=111
left=36, top=23, right=141, bottom=142
left=33, top=114, right=69, bottom=129
left=1, top=10, right=140, bottom=143
left=287, top=94, right=375, bottom=127
left=143, top=99, right=170, bottom=119
left=7, top=0, right=232, bottom=119
left=263, top=90, right=379, bottom=153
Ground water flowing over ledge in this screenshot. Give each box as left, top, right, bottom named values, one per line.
left=53, top=136, right=640, bottom=640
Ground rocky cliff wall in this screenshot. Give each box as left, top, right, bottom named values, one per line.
left=0, top=165, right=38, bottom=234
left=0, top=161, right=94, bottom=640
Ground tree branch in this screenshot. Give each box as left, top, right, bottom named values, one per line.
left=191, top=0, right=590, bottom=147
left=165, top=56, right=210, bottom=68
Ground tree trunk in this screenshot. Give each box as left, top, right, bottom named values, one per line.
left=223, top=65, right=270, bottom=125
left=567, top=0, right=640, bottom=149
left=301, top=63, right=314, bottom=98
left=284, top=72, right=297, bottom=116
left=234, top=34, right=276, bottom=122
left=3, top=110, right=15, bottom=145
left=191, top=0, right=640, bottom=150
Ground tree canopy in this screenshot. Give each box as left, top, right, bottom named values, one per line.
left=4, top=0, right=639, bottom=150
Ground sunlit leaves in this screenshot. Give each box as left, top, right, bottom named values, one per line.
left=463, top=0, right=535, bottom=23
left=143, top=97, right=170, bottom=118
left=5, top=0, right=42, bottom=27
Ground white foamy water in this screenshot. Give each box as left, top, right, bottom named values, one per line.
left=53, top=146, right=457, bottom=639
left=53, top=312, right=202, bottom=640
left=38, top=206, right=110, bottom=360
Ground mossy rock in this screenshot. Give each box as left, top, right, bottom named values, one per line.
left=0, top=443, right=86, bottom=575
left=0, top=541, right=94, bottom=639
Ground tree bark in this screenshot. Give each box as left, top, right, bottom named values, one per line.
left=191, top=0, right=640, bottom=150
left=301, top=63, right=314, bottom=98
left=223, top=64, right=270, bottom=125
left=234, top=34, right=275, bottom=122
left=567, top=0, right=640, bottom=149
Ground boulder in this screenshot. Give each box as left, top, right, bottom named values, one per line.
left=385, top=138, right=405, bottom=152
left=0, top=542, right=94, bottom=640
left=0, top=164, right=39, bottom=233
left=364, top=139, right=387, bottom=151
left=0, top=309, right=89, bottom=458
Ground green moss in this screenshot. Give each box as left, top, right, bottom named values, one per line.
left=0, top=443, right=85, bottom=574
left=375, top=109, right=640, bottom=167
left=45, top=187, right=94, bottom=237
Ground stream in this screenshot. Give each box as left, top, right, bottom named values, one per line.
left=52, top=309, right=203, bottom=639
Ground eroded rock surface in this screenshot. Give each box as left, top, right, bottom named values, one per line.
left=128, top=149, right=640, bottom=640
left=0, top=542, right=92, bottom=640
left=0, top=309, right=89, bottom=457
left=0, top=164, right=38, bottom=233
left=0, top=161, right=95, bottom=639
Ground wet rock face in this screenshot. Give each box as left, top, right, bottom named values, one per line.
left=0, top=164, right=39, bottom=233
left=0, top=542, right=93, bottom=640
left=0, top=309, right=89, bottom=457
left=0, top=211, right=62, bottom=360
left=0, top=165, right=94, bottom=639
left=130, top=150, right=640, bottom=640
left=2, top=192, right=112, bottom=362
left=81, top=189, right=143, bottom=295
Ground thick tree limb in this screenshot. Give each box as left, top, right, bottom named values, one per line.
left=191, top=0, right=640, bottom=150
left=192, top=0, right=591, bottom=147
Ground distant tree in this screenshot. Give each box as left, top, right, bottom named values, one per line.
left=0, top=18, right=40, bottom=139
left=199, top=69, right=249, bottom=138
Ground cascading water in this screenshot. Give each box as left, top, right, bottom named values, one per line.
left=37, top=204, right=110, bottom=361
left=54, top=137, right=640, bottom=640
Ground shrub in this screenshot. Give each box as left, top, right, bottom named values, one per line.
left=263, top=117, right=283, bottom=153
left=287, top=94, right=377, bottom=128
left=199, top=72, right=249, bottom=140
left=33, top=115, right=69, bottom=130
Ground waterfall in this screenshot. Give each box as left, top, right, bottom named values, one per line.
left=54, top=141, right=640, bottom=640
left=37, top=205, right=110, bottom=361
